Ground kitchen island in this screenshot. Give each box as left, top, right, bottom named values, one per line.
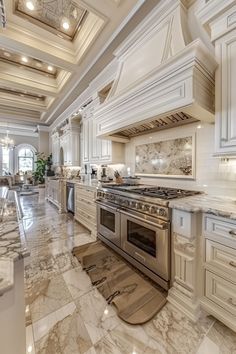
left=0, top=187, right=29, bottom=354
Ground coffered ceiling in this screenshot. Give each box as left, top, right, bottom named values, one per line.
left=0, top=0, right=158, bottom=128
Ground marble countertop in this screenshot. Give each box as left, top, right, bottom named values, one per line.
left=169, top=194, right=236, bottom=220
left=0, top=187, right=29, bottom=296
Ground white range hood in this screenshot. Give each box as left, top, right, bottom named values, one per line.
left=94, top=0, right=218, bottom=142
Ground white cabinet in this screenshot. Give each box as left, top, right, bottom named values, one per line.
left=60, top=125, right=80, bottom=166
left=82, top=114, right=124, bottom=164
left=198, top=1, right=236, bottom=156
left=215, top=29, right=236, bottom=155
left=45, top=178, right=66, bottom=213
left=201, top=214, right=236, bottom=332
left=51, top=132, right=60, bottom=166
left=74, top=184, right=97, bottom=239
left=82, top=118, right=90, bottom=163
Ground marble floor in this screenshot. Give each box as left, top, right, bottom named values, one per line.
left=22, top=191, right=236, bottom=354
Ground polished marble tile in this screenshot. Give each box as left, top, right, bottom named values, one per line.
left=33, top=301, right=93, bottom=354
left=26, top=274, right=72, bottom=323
left=196, top=336, right=221, bottom=354
left=75, top=288, right=121, bottom=345
left=202, top=320, right=236, bottom=354
left=26, top=325, right=36, bottom=354
left=20, top=193, right=236, bottom=354
left=142, top=304, right=214, bottom=354
left=93, top=323, right=165, bottom=354
left=63, top=267, right=93, bottom=300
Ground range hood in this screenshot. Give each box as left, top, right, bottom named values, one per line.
left=94, top=0, right=217, bottom=143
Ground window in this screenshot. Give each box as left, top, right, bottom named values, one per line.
left=2, top=147, right=10, bottom=174
left=18, top=148, right=34, bottom=172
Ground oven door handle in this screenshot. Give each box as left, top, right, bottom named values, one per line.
left=119, top=209, right=168, bottom=230
left=96, top=200, right=118, bottom=212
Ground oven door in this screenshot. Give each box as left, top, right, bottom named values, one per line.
left=120, top=210, right=170, bottom=281
left=97, top=201, right=121, bottom=246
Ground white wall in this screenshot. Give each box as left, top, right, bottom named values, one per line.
left=125, top=122, right=236, bottom=198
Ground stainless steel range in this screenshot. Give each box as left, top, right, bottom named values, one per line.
left=96, top=184, right=200, bottom=290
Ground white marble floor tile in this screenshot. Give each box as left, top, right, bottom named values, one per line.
left=26, top=325, right=36, bottom=354
left=27, top=274, right=73, bottom=323
left=75, top=288, right=121, bottom=345
left=33, top=301, right=93, bottom=354
left=204, top=320, right=236, bottom=354
left=63, top=267, right=93, bottom=299
left=196, top=336, right=221, bottom=354
left=21, top=193, right=236, bottom=354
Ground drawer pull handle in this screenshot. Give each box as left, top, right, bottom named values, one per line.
left=229, top=261, right=236, bottom=268
left=229, top=230, right=236, bottom=236
left=227, top=297, right=236, bottom=307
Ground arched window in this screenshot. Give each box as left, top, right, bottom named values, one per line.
left=18, top=147, right=35, bottom=172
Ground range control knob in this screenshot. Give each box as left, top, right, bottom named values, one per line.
left=149, top=206, right=156, bottom=214
left=158, top=208, right=166, bottom=217
left=142, top=204, right=149, bottom=211
left=135, top=202, right=142, bottom=209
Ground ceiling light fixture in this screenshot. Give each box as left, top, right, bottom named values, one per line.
left=62, top=19, right=70, bottom=30
left=0, top=130, right=15, bottom=150
left=3, top=52, right=11, bottom=57
left=26, top=1, right=35, bottom=11
left=21, top=56, right=28, bottom=63
left=47, top=65, right=53, bottom=72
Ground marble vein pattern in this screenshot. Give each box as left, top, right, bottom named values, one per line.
left=169, top=194, right=236, bottom=220
left=135, top=136, right=193, bottom=177
left=0, top=188, right=29, bottom=295
left=21, top=190, right=236, bottom=354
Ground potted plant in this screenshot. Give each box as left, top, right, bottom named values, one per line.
left=33, top=153, right=48, bottom=184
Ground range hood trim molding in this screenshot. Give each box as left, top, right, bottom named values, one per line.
left=94, top=39, right=217, bottom=140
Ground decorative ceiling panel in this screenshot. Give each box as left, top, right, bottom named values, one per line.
left=14, top=0, right=87, bottom=41
left=0, top=48, right=58, bottom=77
left=0, top=86, right=46, bottom=101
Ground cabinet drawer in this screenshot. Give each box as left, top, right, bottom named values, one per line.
left=205, top=271, right=236, bottom=316
left=75, top=211, right=97, bottom=232
left=204, top=215, right=236, bottom=247
left=76, top=199, right=96, bottom=216
left=75, top=187, right=96, bottom=200
left=206, top=239, right=236, bottom=278
left=76, top=195, right=96, bottom=208
left=76, top=206, right=96, bottom=223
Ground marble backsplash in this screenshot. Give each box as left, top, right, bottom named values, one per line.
left=125, top=122, right=236, bottom=198
left=135, top=135, right=194, bottom=178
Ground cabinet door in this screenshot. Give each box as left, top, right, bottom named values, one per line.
left=215, top=29, right=236, bottom=154
left=71, top=131, right=80, bottom=166
left=82, top=119, right=90, bottom=163
left=100, top=139, right=112, bottom=161
left=66, top=133, right=72, bottom=166
left=90, top=118, right=101, bottom=161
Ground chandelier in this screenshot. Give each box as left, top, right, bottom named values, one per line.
left=0, top=130, right=15, bottom=149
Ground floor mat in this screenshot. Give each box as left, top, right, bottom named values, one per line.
left=73, top=240, right=167, bottom=325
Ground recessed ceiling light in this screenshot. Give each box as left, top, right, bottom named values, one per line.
left=62, top=20, right=70, bottom=30
left=21, top=56, right=28, bottom=63
left=3, top=52, right=11, bottom=57
left=47, top=65, right=53, bottom=72
left=26, top=1, right=35, bottom=11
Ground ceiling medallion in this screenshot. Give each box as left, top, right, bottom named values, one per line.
left=0, top=130, right=15, bottom=149
left=15, top=0, right=87, bottom=41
